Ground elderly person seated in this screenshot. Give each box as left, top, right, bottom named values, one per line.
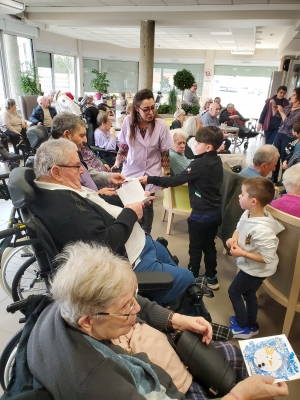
left=183, top=116, right=203, bottom=159
left=0, top=98, right=27, bottom=154
left=27, top=242, right=289, bottom=400
left=29, top=96, right=57, bottom=133
left=170, top=129, right=191, bottom=176
left=30, top=138, right=196, bottom=306
left=271, top=164, right=300, bottom=218
left=219, top=103, right=248, bottom=127
left=199, top=97, right=213, bottom=117
left=45, top=89, right=56, bottom=106
left=240, top=145, right=279, bottom=178
left=94, top=111, right=117, bottom=150
left=170, top=109, right=186, bottom=130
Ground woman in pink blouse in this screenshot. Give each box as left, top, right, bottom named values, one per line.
left=113, top=89, right=173, bottom=234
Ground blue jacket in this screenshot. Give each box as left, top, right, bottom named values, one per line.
left=29, top=105, right=57, bottom=125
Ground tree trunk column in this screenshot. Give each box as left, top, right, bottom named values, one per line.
left=139, top=20, right=155, bottom=90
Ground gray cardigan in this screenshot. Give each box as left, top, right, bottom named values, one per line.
left=27, top=296, right=185, bottom=400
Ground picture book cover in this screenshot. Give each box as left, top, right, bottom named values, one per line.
left=239, top=334, right=300, bottom=382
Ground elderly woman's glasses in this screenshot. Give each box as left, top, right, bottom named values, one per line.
left=96, top=288, right=138, bottom=320
left=138, top=105, right=156, bottom=114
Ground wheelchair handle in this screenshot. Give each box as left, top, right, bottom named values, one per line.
left=0, top=227, right=15, bottom=239
left=0, top=223, right=27, bottom=240
left=6, top=298, right=28, bottom=314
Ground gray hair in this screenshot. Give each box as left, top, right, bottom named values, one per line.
left=51, top=112, right=86, bottom=139
left=282, top=164, right=300, bottom=194
left=183, top=116, right=198, bottom=137
left=174, top=109, right=185, bottom=119
left=45, top=89, right=56, bottom=99
left=51, top=242, right=137, bottom=326
left=253, top=145, right=279, bottom=167
left=34, top=138, right=77, bottom=179
left=171, top=128, right=189, bottom=142
left=5, top=98, right=16, bottom=109
left=97, top=110, right=109, bottom=126
left=37, top=95, right=45, bottom=105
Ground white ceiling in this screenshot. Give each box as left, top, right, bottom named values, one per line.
left=17, top=0, right=300, bottom=55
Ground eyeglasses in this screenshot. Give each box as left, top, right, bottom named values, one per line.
left=96, top=288, right=138, bottom=320
left=138, top=105, right=156, bottom=114
left=48, top=164, right=82, bottom=171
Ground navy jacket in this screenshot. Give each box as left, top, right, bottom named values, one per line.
left=29, top=105, right=57, bottom=125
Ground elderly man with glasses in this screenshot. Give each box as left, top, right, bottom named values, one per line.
left=30, top=138, right=196, bottom=307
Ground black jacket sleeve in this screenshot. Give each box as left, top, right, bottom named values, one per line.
left=259, top=103, right=268, bottom=124
left=148, top=160, right=200, bottom=188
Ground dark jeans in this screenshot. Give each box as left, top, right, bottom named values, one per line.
left=4, top=129, right=22, bottom=154
left=228, top=270, right=265, bottom=328
left=188, top=217, right=221, bottom=279
left=141, top=192, right=154, bottom=234
left=272, top=131, right=293, bottom=181
left=264, top=128, right=278, bottom=145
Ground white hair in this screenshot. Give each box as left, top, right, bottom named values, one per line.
left=253, top=145, right=279, bottom=166
left=171, top=128, right=189, bottom=142
left=174, top=109, right=185, bottom=119
left=34, top=138, right=77, bottom=179
left=283, top=164, right=300, bottom=195
left=183, top=116, right=198, bottom=137
left=51, top=242, right=137, bottom=326
left=37, top=95, right=45, bottom=105
left=45, top=89, right=56, bottom=98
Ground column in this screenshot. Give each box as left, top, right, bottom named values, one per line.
left=201, top=50, right=215, bottom=103
left=138, top=20, right=155, bottom=90
left=76, top=39, right=84, bottom=97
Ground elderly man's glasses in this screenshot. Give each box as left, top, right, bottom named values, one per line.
left=48, top=164, right=82, bottom=171
left=96, top=288, right=138, bottom=320
left=138, top=105, right=156, bottom=114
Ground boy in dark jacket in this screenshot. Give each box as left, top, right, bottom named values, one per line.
left=140, top=126, right=224, bottom=290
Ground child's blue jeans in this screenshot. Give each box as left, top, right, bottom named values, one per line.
left=228, top=270, right=265, bottom=328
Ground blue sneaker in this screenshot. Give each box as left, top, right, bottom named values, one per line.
left=230, top=316, right=237, bottom=325
left=249, top=323, right=259, bottom=335
left=229, top=323, right=256, bottom=339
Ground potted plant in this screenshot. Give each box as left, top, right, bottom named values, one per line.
left=19, top=62, right=42, bottom=95
left=173, top=69, right=195, bottom=102
left=168, top=88, right=178, bottom=114
left=90, top=69, right=110, bottom=100
left=111, top=93, right=117, bottom=106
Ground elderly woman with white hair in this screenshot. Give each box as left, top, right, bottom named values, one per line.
left=240, top=145, right=280, bottom=178
left=183, top=116, right=203, bottom=159
left=170, top=109, right=186, bottom=130
left=26, top=242, right=288, bottom=400
left=271, top=163, right=300, bottom=218
left=169, top=128, right=192, bottom=176
left=199, top=97, right=213, bottom=117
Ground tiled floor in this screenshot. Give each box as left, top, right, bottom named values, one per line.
left=0, top=136, right=299, bottom=398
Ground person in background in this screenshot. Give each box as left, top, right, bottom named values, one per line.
left=155, top=91, right=163, bottom=107
left=118, top=103, right=133, bottom=128
left=239, top=145, right=279, bottom=178
left=282, top=121, right=300, bottom=170
left=214, top=97, right=223, bottom=109
left=271, top=163, right=300, bottom=218
left=94, top=111, right=117, bottom=151
left=0, top=98, right=27, bottom=154
left=183, top=116, right=203, bottom=159
left=45, top=89, right=56, bottom=107
left=170, top=109, right=186, bottom=130
left=219, top=103, right=249, bottom=127
left=119, top=92, right=127, bottom=113
left=29, top=96, right=57, bottom=133
left=272, top=87, right=300, bottom=184
left=257, top=85, right=289, bottom=145
left=169, top=128, right=191, bottom=176
left=184, top=82, right=199, bottom=105
left=227, top=178, right=284, bottom=339
left=199, top=97, right=213, bottom=117
left=113, top=88, right=173, bottom=234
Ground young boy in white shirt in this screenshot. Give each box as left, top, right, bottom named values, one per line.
left=226, top=177, right=284, bottom=339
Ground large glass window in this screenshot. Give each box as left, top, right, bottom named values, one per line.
left=37, top=51, right=53, bottom=94
left=0, top=58, right=5, bottom=108
left=101, top=60, right=138, bottom=94
left=83, top=59, right=99, bottom=93
left=53, top=54, right=76, bottom=94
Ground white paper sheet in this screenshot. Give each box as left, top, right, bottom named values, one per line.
left=239, top=334, right=300, bottom=382
left=116, top=178, right=150, bottom=205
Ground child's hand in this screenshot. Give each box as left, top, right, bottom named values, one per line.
left=139, top=176, right=148, bottom=185
left=230, top=244, right=245, bottom=258
left=282, top=160, right=288, bottom=170
left=226, top=238, right=236, bottom=248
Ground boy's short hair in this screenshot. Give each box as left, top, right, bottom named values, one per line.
left=195, top=126, right=223, bottom=151
left=292, top=121, right=300, bottom=134
left=243, top=177, right=275, bottom=206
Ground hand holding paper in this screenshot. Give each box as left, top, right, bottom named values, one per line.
left=116, top=178, right=151, bottom=205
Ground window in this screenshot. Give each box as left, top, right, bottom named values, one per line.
left=83, top=59, right=99, bottom=93
left=101, top=60, right=138, bottom=93
left=53, top=54, right=76, bottom=94
left=37, top=51, right=53, bottom=94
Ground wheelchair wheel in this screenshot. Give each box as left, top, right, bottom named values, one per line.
left=1, top=245, right=33, bottom=297
left=11, top=256, right=48, bottom=302
left=243, top=141, right=249, bottom=151
left=0, top=329, right=23, bottom=391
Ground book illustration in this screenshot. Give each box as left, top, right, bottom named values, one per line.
left=239, top=335, right=300, bottom=382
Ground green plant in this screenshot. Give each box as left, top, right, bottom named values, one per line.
left=111, top=94, right=117, bottom=100
left=19, top=62, right=42, bottom=95
left=168, top=88, right=177, bottom=114
left=191, top=105, right=200, bottom=116
left=90, top=69, right=110, bottom=93
left=157, top=104, right=170, bottom=114
left=181, top=103, right=192, bottom=115
left=173, top=69, right=195, bottom=101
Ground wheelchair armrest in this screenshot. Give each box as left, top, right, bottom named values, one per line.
left=0, top=173, right=9, bottom=180
left=136, top=271, right=173, bottom=291
left=90, top=145, right=118, bottom=156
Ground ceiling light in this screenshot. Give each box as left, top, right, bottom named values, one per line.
left=210, top=32, right=232, bottom=36
left=256, top=30, right=263, bottom=34
left=231, top=50, right=254, bottom=55
left=217, top=41, right=235, bottom=43
left=0, top=0, right=24, bottom=12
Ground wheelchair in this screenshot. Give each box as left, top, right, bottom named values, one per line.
left=232, top=118, right=259, bottom=151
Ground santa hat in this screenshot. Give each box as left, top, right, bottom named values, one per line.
left=65, top=92, right=74, bottom=100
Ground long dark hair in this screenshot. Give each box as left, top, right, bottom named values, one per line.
left=129, top=88, right=158, bottom=143
left=293, top=86, right=300, bottom=103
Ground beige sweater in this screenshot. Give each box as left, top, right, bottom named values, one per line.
left=0, top=108, right=23, bottom=133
